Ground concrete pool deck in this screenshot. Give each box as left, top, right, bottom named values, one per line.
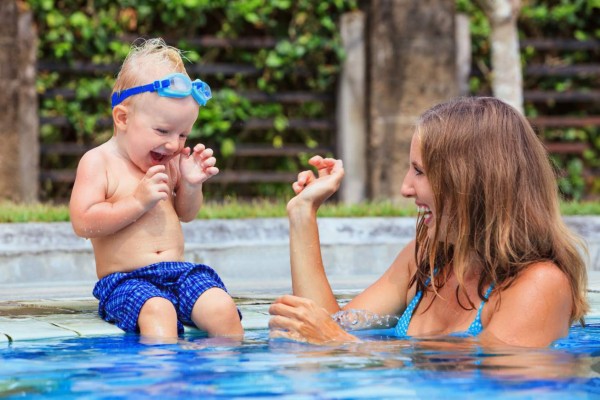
left=1, top=217, right=600, bottom=342
left=0, top=276, right=378, bottom=342
left=1, top=273, right=600, bottom=343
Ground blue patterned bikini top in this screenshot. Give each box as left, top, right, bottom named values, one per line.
left=394, top=276, right=494, bottom=338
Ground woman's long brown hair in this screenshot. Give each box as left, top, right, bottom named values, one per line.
left=412, top=97, right=589, bottom=323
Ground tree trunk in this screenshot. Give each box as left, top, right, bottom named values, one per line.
left=476, top=0, right=523, bottom=113
left=0, top=0, right=39, bottom=202
left=368, top=0, right=459, bottom=201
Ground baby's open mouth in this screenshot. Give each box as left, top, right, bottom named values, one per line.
left=151, top=151, right=166, bottom=162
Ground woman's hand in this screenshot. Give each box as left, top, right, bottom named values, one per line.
left=287, top=156, right=344, bottom=212
left=268, top=295, right=360, bottom=345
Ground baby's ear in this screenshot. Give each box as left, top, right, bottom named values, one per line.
left=112, top=104, right=128, bottom=130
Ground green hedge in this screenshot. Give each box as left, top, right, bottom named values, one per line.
left=29, top=0, right=600, bottom=201
left=458, top=0, right=600, bottom=200
left=30, top=0, right=357, bottom=199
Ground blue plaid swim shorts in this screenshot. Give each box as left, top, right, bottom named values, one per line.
left=93, top=261, right=240, bottom=334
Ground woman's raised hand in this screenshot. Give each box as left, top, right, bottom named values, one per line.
left=285, top=156, right=345, bottom=311
left=288, top=156, right=344, bottom=211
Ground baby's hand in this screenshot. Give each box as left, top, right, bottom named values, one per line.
left=134, top=165, right=170, bottom=209
left=179, top=144, right=219, bottom=185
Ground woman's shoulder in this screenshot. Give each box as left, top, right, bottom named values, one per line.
left=492, top=260, right=572, bottom=319
left=495, top=261, right=571, bottom=305
left=512, top=261, right=570, bottom=288
left=483, top=260, right=573, bottom=346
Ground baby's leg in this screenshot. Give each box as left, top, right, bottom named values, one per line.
left=138, top=297, right=178, bottom=338
left=99, top=277, right=181, bottom=338
left=191, top=288, right=243, bottom=337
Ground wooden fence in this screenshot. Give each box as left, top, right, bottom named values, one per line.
left=38, top=36, right=600, bottom=200
left=522, top=38, right=599, bottom=194
left=38, top=35, right=337, bottom=200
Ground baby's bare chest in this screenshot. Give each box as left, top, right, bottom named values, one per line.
left=105, top=161, right=178, bottom=201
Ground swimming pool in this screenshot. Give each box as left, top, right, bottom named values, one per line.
left=2, top=298, right=600, bottom=399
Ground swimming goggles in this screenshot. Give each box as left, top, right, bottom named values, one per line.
left=111, top=73, right=212, bottom=108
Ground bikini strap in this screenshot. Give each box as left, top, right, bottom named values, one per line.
left=465, top=283, right=495, bottom=336
left=394, top=275, right=433, bottom=337
left=394, top=289, right=422, bottom=337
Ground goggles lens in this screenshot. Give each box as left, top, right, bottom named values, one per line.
left=111, top=73, right=212, bottom=108
left=166, top=74, right=192, bottom=92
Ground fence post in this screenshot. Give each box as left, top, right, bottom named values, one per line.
left=456, top=13, right=472, bottom=96
left=368, top=0, right=459, bottom=201
left=0, top=1, right=39, bottom=203
left=337, top=11, right=367, bottom=204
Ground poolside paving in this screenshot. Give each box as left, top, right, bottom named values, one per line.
left=0, top=288, right=266, bottom=342
left=0, top=272, right=599, bottom=343
left=0, top=296, right=269, bottom=342
left=0, top=274, right=376, bottom=342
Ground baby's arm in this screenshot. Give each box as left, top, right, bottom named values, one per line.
left=69, top=150, right=170, bottom=238
left=174, top=143, right=219, bottom=222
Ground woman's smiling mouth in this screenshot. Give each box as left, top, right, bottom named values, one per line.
left=417, top=205, right=433, bottom=224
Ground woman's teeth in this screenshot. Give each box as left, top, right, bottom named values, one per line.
left=417, top=206, right=431, bottom=214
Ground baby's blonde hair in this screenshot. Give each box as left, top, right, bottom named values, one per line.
left=112, top=38, right=187, bottom=109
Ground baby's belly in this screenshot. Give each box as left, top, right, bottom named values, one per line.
left=92, top=223, right=185, bottom=278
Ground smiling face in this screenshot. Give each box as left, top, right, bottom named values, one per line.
left=114, top=91, right=199, bottom=172
left=110, top=40, right=199, bottom=173
left=401, top=133, right=437, bottom=237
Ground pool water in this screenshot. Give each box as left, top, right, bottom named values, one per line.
left=1, top=316, right=600, bottom=399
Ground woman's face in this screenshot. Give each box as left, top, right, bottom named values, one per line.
left=401, top=134, right=437, bottom=237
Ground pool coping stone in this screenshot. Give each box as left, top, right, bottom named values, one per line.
left=0, top=272, right=599, bottom=343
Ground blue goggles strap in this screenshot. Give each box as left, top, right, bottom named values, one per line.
left=111, top=75, right=211, bottom=108
left=111, top=78, right=172, bottom=108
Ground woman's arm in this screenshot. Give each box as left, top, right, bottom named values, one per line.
left=343, top=240, right=416, bottom=316
left=272, top=155, right=417, bottom=344
left=286, top=156, right=346, bottom=313
left=268, top=240, right=417, bottom=345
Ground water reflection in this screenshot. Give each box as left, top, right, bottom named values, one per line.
left=1, top=322, right=599, bottom=398
left=265, top=330, right=599, bottom=381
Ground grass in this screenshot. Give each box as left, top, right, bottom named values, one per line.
left=0, top=199, right=599, bottom=223
left=0, top=202, right=71, bottom=223
left=197, top=198, right=418, bottom=219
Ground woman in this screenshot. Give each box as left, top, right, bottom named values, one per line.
left=268, top=97, right=589, bottom=347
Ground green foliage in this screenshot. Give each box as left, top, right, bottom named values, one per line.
left=519, top=0, right=600, bottom=200
left=28, top=0, right=357, bottom=200
left=26, top=0, right=600, bottom=201
left=459, top=0, right=600, bottom=200
left=556, top=157, right=586, bottom=200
